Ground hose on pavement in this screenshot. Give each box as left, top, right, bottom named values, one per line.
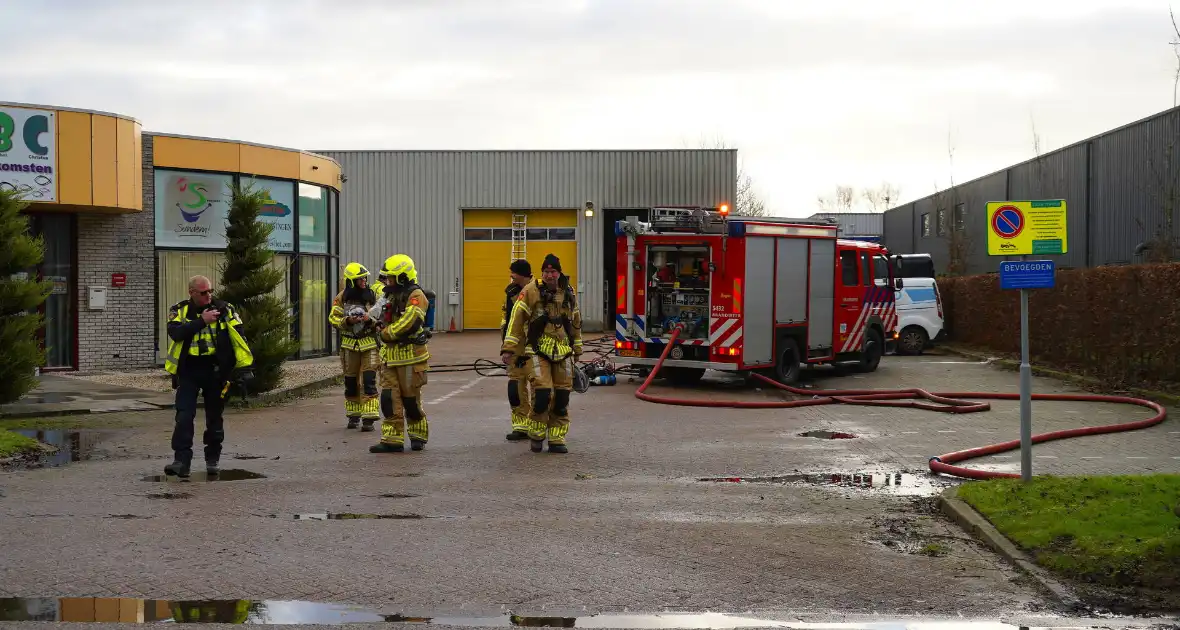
left=634, top=327, right=1168, bottom=480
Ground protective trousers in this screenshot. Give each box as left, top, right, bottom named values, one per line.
left=506, top=359, right=533, bottom=435
left=527, top=354, right=573, bottom=445
left=171, top=358, right=226, bottom=464
left=341, top=347, right=380, bottom=423
left=380, top=363, right=429, bottom=447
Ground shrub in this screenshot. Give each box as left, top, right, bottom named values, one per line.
left=0, top=189, right=53, bottom=404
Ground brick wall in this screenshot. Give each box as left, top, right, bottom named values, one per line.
left=74, top=136, right=157, bottom=372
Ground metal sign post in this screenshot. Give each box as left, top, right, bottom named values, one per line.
left=987, top=199, right=1066, bottom=483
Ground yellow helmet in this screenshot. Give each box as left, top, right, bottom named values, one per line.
left=343, top=262, right=369, bottom=282
left=380, top=254, right=417, bottom=284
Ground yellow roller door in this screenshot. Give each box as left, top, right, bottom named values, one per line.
left=462, top=209, right=579, bottom=330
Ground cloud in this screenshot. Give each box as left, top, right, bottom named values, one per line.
left=2, top=0, right=1177, bottom=213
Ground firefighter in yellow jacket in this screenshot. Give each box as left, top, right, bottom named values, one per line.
left=369, top=254, right=432, bottom=453
left=502, top=258, right=534, bottom=441
left=500, top=253, right=582, bottom=454
left=328, top=262, right=381, bottom=431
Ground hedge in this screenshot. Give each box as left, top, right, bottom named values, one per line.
left=936, top=263, right=1180, bottom=389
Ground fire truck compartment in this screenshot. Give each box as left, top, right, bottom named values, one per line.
left=644, top=246, right=710, bottom=342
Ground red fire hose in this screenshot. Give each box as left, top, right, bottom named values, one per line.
left=634, top=327, right=1169, bottom=480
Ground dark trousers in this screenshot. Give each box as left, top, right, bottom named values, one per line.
left=171, top=360, right=227, bottom=464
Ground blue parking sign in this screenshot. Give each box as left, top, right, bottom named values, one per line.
left=999, top=260, right=1056, bottom=290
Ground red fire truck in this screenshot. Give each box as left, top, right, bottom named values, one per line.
left=612, top=206, right=903, bottom=385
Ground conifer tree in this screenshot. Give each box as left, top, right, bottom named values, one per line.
left=217, top=183, right=298, bottom=393
left=0, top=189, right=53, bottom=404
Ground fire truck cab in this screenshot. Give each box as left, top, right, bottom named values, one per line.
left=612, top=206, right=904, bottom=385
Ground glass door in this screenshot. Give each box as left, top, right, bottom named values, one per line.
left=28, top=213, right=76, bottom=370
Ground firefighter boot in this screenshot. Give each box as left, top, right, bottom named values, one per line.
left=164, top=452, right=191, bottom=478
left=206, top=458, right=220, bottom=477
left=360, top=418, right=376, bottom=432
left=347, top=416, right=360, bottom=430
left=507, top=430, right=529, bottom=441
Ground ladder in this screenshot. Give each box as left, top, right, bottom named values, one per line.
left=511, top=213, right=527, bottom=262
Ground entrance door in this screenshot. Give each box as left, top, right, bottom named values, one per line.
left=28, top=213, right=76, bottom=370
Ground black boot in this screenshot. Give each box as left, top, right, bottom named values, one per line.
left=206, top=458, right=220, bottom=476
left=506, top=430, right=529, bottom=441
left=548, top=443, right=569, bottom=454
left=410, top=439, right=426, bottom=451
left=530, top=439, right=544, bottom=453
left=360, top=418, right=376, bottom=432
left=346, top=416, right=360, bottom=430
left=164, top=456, right=191, bottom=478
left=370, top=442, right=404, bottom=453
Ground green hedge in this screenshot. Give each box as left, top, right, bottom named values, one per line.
left=937, top=263, right=1180, bottom=388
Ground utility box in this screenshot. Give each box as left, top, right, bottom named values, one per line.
left=447, top=291, right=460, bottom=306
left=88, top=286, right=108, bottom=310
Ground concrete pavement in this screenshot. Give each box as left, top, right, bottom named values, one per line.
left=0, top=333, right=1175, bottom=623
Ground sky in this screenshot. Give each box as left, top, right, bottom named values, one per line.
left=3, top=0, right=1178, bottom=215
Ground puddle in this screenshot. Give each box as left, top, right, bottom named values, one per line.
left=141, top=469, right=267, bottom=482
left=293, top=513, right=426, bottom=520
left=697, top=471, right=952, bottom=497
left=0, top=597, right=1150, bottom=627
left=797, top=430, right=857, bottom=439
left=9, top=429, right=102, bottom=467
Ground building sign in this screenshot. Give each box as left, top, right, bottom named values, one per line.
left=242, top=176, right=295, bottom=252
left=0, top=105, right=57, bottom=203
left=154, top=170, right=232, bottom=248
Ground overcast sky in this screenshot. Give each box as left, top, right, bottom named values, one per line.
left=4, top=0, right=1177, bottom=214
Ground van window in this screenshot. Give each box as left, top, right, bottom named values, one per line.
left=897, top=254, right=936, bottom=279
left=873, top=255, right=889, bottom=280
left=840, top=250, right=859, bottom=286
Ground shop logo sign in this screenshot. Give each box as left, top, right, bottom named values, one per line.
left=177, top=178, right=212, bottom=223
left=164, top=174, right=226, bottom=240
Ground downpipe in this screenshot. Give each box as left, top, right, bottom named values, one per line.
left=635, top=328, right=1168, bottom=481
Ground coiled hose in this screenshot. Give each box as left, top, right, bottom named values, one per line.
left=634, top=327, right=1169, bottom=480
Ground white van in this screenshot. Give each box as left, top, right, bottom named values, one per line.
left=874, top=253, right=944, bottom=355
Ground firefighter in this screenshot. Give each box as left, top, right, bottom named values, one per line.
left=502, top=259, right=534, bottom=441
left=369, top=254, right=432, bottom=453
left=328, top=262, right=381, bottom=431
left=500, top=253, right=582, bottom=454
left=163, top=275, right=254, bottom=478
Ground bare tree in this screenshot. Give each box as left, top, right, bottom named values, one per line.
left=860, top=182, right=902, bottom=212
left=1132, top=11, right=1180, bottom=263
left=1171, top=5, right=1179, bottom=107
left=942, top=134, right=972, bottom=276
left=692, top=136, right=769, bottom=217
left=817, top=185, right=856, bottom=212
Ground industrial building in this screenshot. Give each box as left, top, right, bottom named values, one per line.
left=315, top=150, right=737, bottom=333
left=2, top=100, right=343, bottom=373
left=808, top=212, right=883, bottom=242
left=882, top=104, right=1180, bottom=275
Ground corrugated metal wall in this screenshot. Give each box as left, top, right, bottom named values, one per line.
left=315, top=150, right=737, bottom=332
left=882, top=105, right=1180, bottom=274
left=807, top=212, right=884, bottom=237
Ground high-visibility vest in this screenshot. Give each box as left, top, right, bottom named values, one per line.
left=164, top=301, right=254, bottom=375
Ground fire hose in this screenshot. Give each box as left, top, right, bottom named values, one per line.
left=635, top=326, right=1168, bottom=480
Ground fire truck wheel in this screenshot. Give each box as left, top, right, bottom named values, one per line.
left=773, top=338, right=802, bottom=385
left=896, top=326, right=928, bottom=356
left=855, top=328, right=885, bottom=373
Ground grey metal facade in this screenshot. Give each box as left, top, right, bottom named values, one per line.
left=314, top=150, right=737, bottom=332
left=882, top=105, right=1180, bottom=275
left=808, top=212, right=884, bottom=239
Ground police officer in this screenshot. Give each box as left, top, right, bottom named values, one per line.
left=329, top=262, right=380, bottom=431
left=500, top=254, right=582, bottom=454
left=369, top=254, right=432, bottom=453
left=502, top=259, right=534, bottom=441
left=163, top=275, right=254, bottom=478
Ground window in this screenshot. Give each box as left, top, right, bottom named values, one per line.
left=154, top=170, right=233, bottom=249
left=298, top=183, right=329, bottom=254
left=464, top=228, right=493, bottom=241
left=920, top=213, right=931, bottom=237
left=549, top=227, right=576, bottom=241
left=873, top=255, right=889, bottom=280
left=240, top=176, right=296, bottom=252
left=526, top=228, right=548, bottom=241
left=492, top=228, right=513, bottom=241
left=861, top=252, right=873, bottom=285
left=156, top=251, right=290, bottom=362
left=299, top=255, right=329, bottom=354
left=936, top=208, right=948, bottom=236
left=840, top=250, right=859, bottom=286
left=954, top=203, right=966, bottom=231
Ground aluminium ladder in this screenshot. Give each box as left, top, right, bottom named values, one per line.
left=511, top=213, right=527, bottom=263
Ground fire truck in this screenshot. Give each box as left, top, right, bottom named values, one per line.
left=612, top=206, right=903, bottom=385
